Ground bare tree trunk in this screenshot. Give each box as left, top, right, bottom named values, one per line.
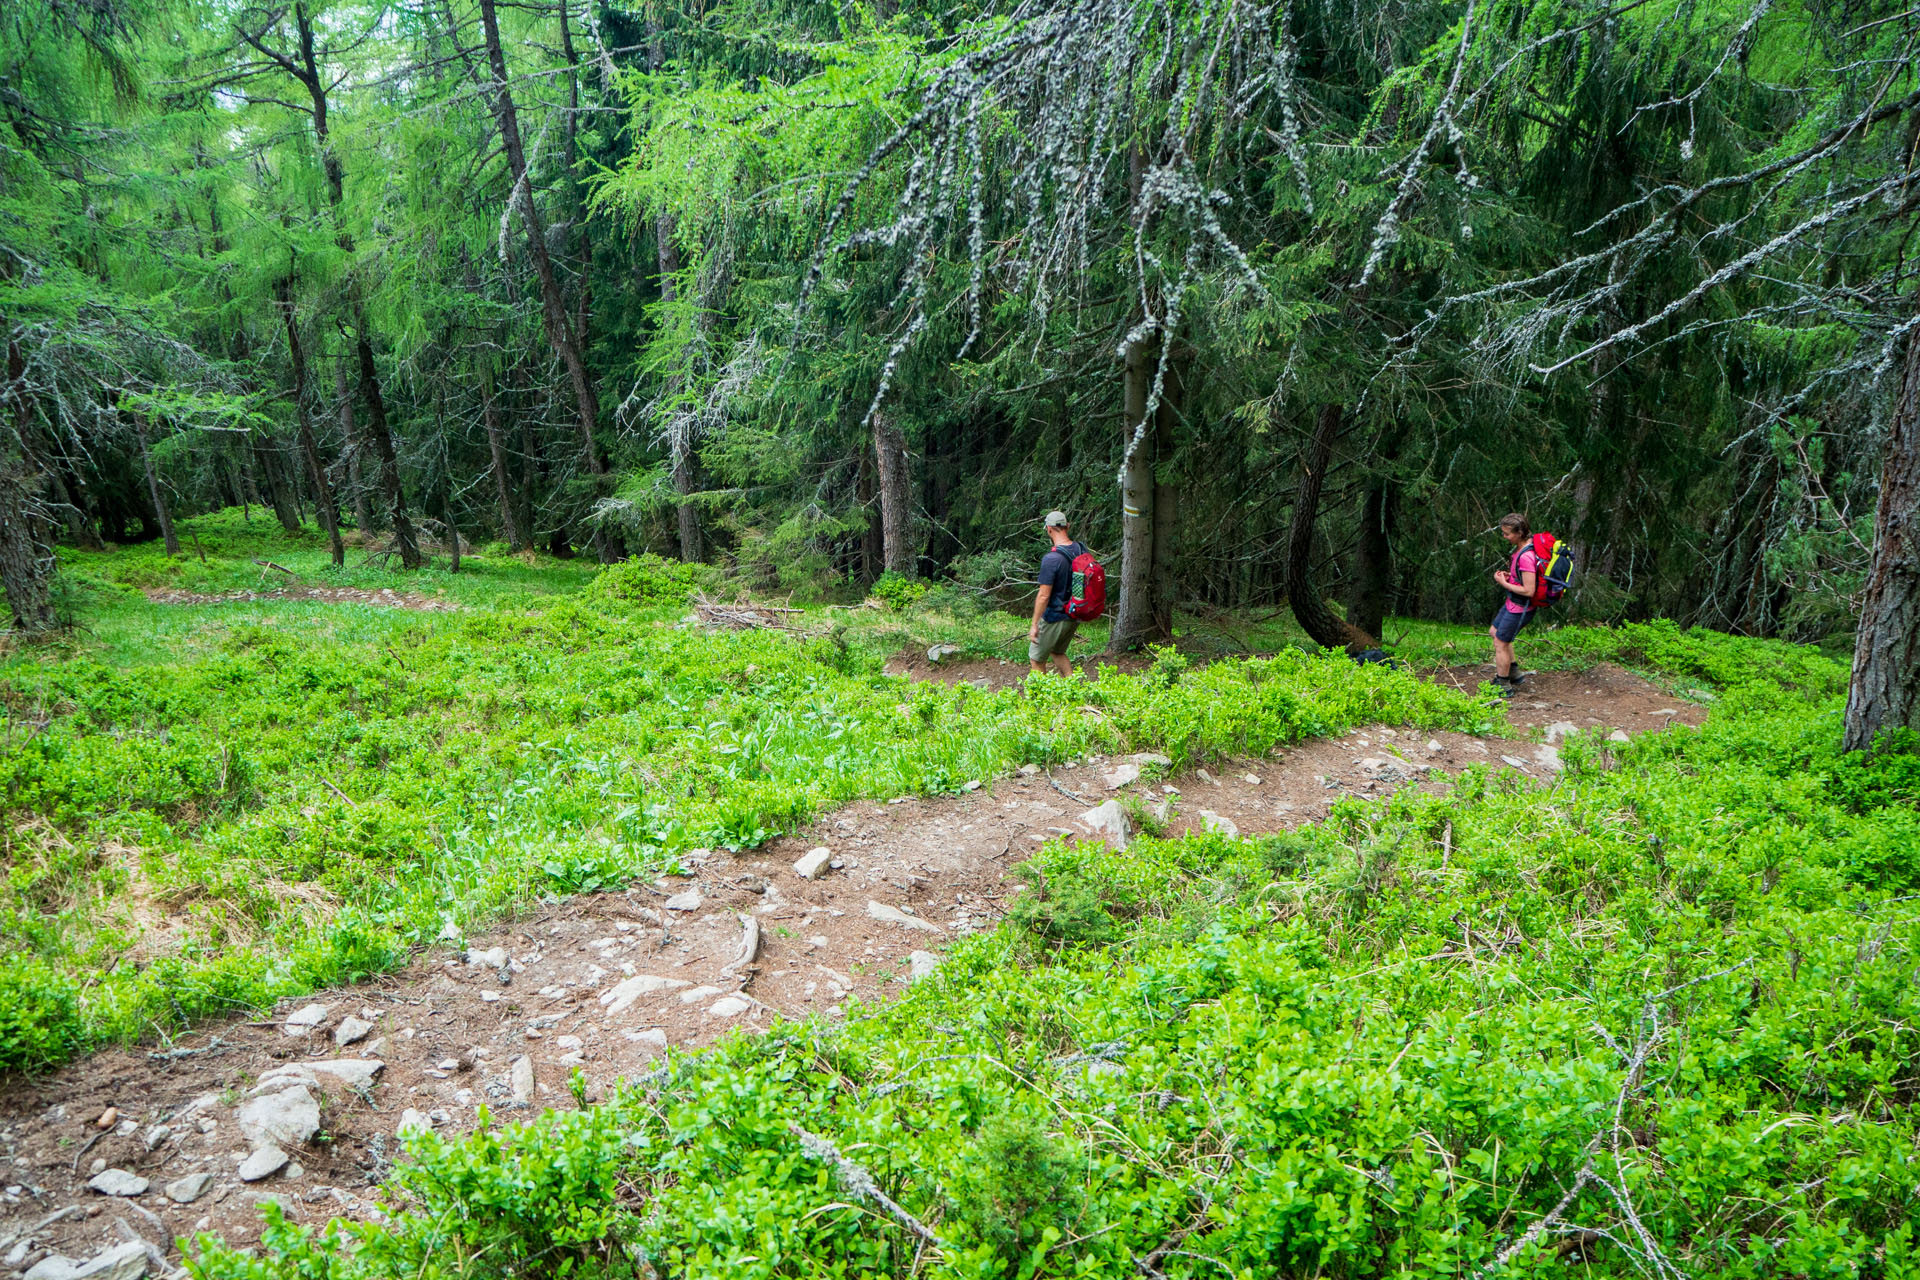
left=1346, top=477, right=1393, bottom=642
left=1149, top=360, right=1180, bottom=640
left=280, top=286, right=344, bottom=567
left=1287, top=404, right=1377, bottom=652
left=1843, top=328, right=1920, bottom=754
left=857, top=443, right=882, bottom=584
left=133, top=412, right=180, bottom=556
left=873, top=409, right=914, bottom=575
left=357, top=338, right=424, bottom=568
left=477, top=0, right=617, bottom=564
left=254, top=432, right=302, bottom=534
left=2, top=329, right=56, bottom=633
left=336, top=362, right=373, bottom=537
left=1111, top=328, right=1156, bottom=652
left=480, top=365, right=526, bottom=551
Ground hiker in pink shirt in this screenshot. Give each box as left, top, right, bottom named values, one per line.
left=1489, top=512, right=1539, bottom=697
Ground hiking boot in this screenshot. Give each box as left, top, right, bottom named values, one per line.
left=1509, top=666, right=1526, bottom=686
left=1490, top=675, right=1517, bottom=698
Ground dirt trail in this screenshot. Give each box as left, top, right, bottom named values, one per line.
left=144, top=586, right=458, bottom=611
left=0, top=663, right=1702, bottom=1272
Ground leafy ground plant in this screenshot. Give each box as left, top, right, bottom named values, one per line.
left=183, top=632, right=1919, bottom=1278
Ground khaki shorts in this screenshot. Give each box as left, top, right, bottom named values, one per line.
left=1029, top=619, right=1079, bottom=662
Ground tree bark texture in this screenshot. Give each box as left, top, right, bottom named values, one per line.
left=133, top=412, right=180, bottom=556
left=1843, top=327, right=1920, bottom=754
left=1150, top=360, right=1181, bottom=640
left=2, top=330, right=55, bottom=633
left=480, top=366, right=527, bottom=552
left=280, top=288, right=344, bottom=567
left=254, top=432, right=302, bottom=534
left=477, top=0, right=618, bottom=564
left=356, top=337, right=424, bottom=567
left=873, top=409, right=914, bottom=576
left=1288, top=404, right=1378, bottom=651
left=1346, top=476, right=1394, bottom=642
left=1111, top=328, right=1157, bottom=652
left=338, top=360, right=374, bottom=536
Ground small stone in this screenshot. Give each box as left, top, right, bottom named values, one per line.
left=1500, top=755, right=1531, bottom=770
left=285, top=1163, right=304, bottom=1180
left=962, top=780, right=981, bottom=792
left=793, top=848, right=832, bottom=880
left=26, top=1240, right=152, bottom=1280
left=1103, top=763, right=1141, bottom=790
left=90, top=1158, right=106, bottom=1174
left=1426, top=739, right=1444, bottom=753
left=807, top=935, right=829, bottom=950
left=467, top=946, right=508, bottom=969
left=1608, top=729, right=1631, bottom=743
left=1074, top=800, right=1131, bottom=850
left=362, top=1036, right=388, bottom=1057
left=867, top=901, right=946, bottom=934
left=908, top=950, right=941, bottom=981
left=437, top=1058, right=459, bottom=1071
left=663, top=890, right=703, bottom=912
left=1242, top=774, right=1261, bottom=786
left=1198, top=810, right=1239, bottom=837
left=238, top=1146, right=290, bottom=1182
left=165, top=1172, right=216, bottom=1204
left=1017, top=763, right=1039, bottom=775
left=1534, top=744, right=1563, bottom=772
left=396, top=1109, right=433, bottom=1137
left=927, top=643, right=961, bottom=664
left=708, top=995, right=752, bottom=1018
left=677, top=985, right=725, bottom=1003
left=480, top=991, right=499, bottom=1003
left=625, top=1028, right=670, bottom=1051
left=238, top=1086, right=320, bottom=1149
left=86, top=1169, right=148, bottom=1197
left=333, top=1015, right=374, bottom=1047
left=282, top=1003, right=331, bottom=1034
left=1651, top=708, right=1679, bottom=717
left=1196, top=769, right=1219, bottom=785
left=142, top=1124, right=172, bottom=1150
left=555, top=1034, right=583, bottom=1050
left=1543, top=720, right=1582, bottom=743
left=94, top=1107, right=118, bottom=1130
left=510, top=1056, right=535, bottom=1104
left=600, top=973, right=690, bottom=1014
left=1130, top=753, right=1172, bottom=767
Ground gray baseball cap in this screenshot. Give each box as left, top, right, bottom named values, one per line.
left=1043, top=510, right=1069, bottom=527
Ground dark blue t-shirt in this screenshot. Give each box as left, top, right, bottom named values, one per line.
left=1039, top=542, right=1083, bottom=623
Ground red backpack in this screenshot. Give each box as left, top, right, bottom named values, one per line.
left=1065, top=548, right=1106, bottom=620
left=1526, top=532, right=1574, bottom=607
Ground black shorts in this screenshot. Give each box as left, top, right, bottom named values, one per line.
left=1491, top=606, right=1531, bottom=642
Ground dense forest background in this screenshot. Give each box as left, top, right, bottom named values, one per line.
left=2, top=0, right=1915, bottom=740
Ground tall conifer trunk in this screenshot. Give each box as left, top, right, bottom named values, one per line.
left=2, top=329, right=55, bottom=633
left=477, top=0, right=619, bottom=564
left=337, top=362, right=374, bottom=537
left=480, top=365, right=526, bottom=552
left=873, top=409, right=914, bottom=575
left=1112, top=327, right=1156, bottom=651
left=133, top=411, right=179, bottom=557
left=279, top=285, right=344, bottom=567
left=1287, top=404, right=1377, bottom=651
left=1843, top=328, right=1920, bottom=753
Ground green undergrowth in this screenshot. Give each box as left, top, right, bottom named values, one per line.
left=190, top=643, right=1920, bottom=1279
left=2, top=534, right=1496, bottom=1069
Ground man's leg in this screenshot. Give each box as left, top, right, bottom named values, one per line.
left=1051, top=652, right=1071, bottom=676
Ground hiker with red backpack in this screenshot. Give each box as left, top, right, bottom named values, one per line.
left=1488, top=512, right=1574, bottom=697
left=1028, top=510, right=1104, bottom=675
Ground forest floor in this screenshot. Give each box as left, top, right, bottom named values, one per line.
left=0, top=661, right=1702, bottom=1269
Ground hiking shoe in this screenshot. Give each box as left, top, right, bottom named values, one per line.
left=1490, top=676, right=1516, bottom=698
left=1510, top=667, right=1526, bottom=686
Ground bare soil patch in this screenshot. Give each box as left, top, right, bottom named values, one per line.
left=0, top=664, right=1703, bottom=1270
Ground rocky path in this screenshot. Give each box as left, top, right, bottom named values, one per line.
left=0, top=663, right=1702, bottom=1278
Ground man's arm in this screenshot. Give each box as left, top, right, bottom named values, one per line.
left=1030, top=583, right=1049, bottom=639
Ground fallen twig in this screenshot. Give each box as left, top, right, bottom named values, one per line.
left=720, top=912, right=761, bottom=985
left=321, top=776, right=358, bottom=807
left=789, top=1122, right=945, bottom=1248
left=1047, top=771, right=1089, bottom=805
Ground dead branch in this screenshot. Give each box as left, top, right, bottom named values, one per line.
left=789, top=1122, right=946, bottom=1248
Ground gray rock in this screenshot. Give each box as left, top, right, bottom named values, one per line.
left=1534, top=743, right=1564, bottom=772
left=792, top=848, right=832, bottom=880
left=1196, top=768, right=1219, bottom=785
left=1426, top=739, right=1444, bottom=753
left=1197, top=810, right=1239, bottom=838
left=86, top=1169, right=148, bottom=1197
left=467, top=946, right=508, bottom=969
left=164, top=1172, right=216, bottom=1204
left=281, top=1003, right=330, bottom=1035
left=663, top=890, right=703, bottom=912
left=1608, top=729, right=1631, bottom=743
left=1499, top=755, right=1531, bottom=770
left=333, top=1015, right=374, bottom=1047
left=908, top=950, right=941, bottom=982
left=248, top=1059, right=384, bottom=1097
left=707, top=995, right=751, bottom=1018
left=926, top=643, right=962, bottom=664
left=1543, top=720, right=1582, bottom=743
left=238, top=1086, right=320, bottom=1149
left=238, top=1146, right=290, bottom=1182
left=1102, top=763, right=1141, bottom=790
left=510, top=1055, right=535, bottom=1104
left=141, top=1124, right=172, bottom=1150
left=1130, top=753, right=1172, bottom=767
left=25, top=1240, right=152, bottom=1280
left=1075, top=799, right=1131, bottom=850
left=627, top=1028, right=669, bottom=1052
left=1358, top=757, right=1414, bottom=783
left=866, top=900, right=946, bottom=934
left=396, top=1109, right=433, bottom=1137
left=599, top=973, right=689, bottom=1015
left=1017, top=763, right=1040, bottom=775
